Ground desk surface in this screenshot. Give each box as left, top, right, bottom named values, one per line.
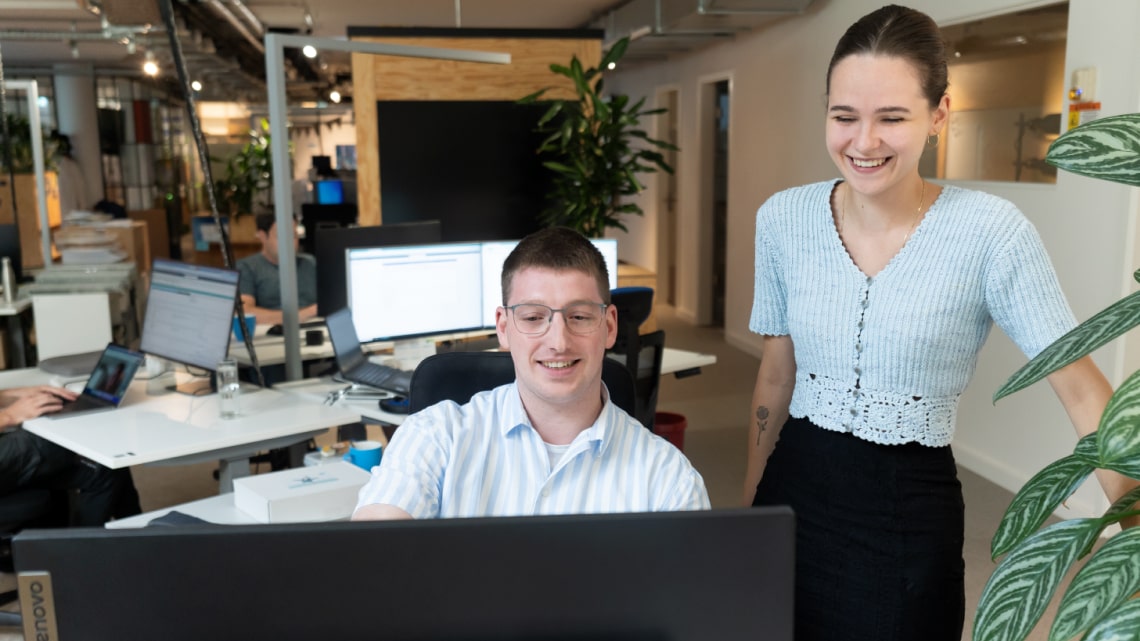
left=0, top=298, right=31, bottom=316
left=274, top=346, right=717, bottom=425
left=23, top=379, right=360, bottom=471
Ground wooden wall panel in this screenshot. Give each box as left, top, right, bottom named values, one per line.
left=349, top=33, right=601, bottom=226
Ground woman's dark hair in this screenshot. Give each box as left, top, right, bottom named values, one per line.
left=826, top=4, right=948, bottom=108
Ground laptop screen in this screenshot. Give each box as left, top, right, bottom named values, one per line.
left=82, top=344, right=144, bottom=404
left=325, top=307, right=366, bottom=371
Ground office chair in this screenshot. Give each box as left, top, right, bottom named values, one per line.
left=607, top=287, right=666, bottom=429
left=610, top=287, right=655, bottom=357
left=408, top=351, right=637, bottom=417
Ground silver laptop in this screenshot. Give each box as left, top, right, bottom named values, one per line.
left=44, top=343, right=145, bottom=418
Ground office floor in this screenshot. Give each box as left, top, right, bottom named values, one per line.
left=0, top=306, right=1077, bottom=640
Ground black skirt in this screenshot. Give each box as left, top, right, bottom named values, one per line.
left=753, top=417, right=965, bottom=641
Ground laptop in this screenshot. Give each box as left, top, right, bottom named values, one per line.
left=45, top=343, right=145, bottom=418
left=325, top=307, right=413, bottom=395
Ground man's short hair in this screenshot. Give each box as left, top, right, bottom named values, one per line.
left=254, top=213, right=277, bottom=234
left=501, top=227, right=611, bottom=305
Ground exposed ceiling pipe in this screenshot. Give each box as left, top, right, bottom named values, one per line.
left=205, top=0, right=264, bottom=54
left=0, top=25, right=152, bottom=41
left=228, top=0, right=266, bottom=38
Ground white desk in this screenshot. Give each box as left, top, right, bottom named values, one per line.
left=228, top=325, right=498, bottom=368
left=659, top=347, right=716, bottom=377
left=22, top=376, right=361, bottom=491
left=273, top=347, right=718, bottom=427
left=106, top=493, right=258, bottom=528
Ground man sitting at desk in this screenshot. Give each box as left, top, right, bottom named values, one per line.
left=353, top=227, right=709, bottom=520
left=236, top=213, right=318, bottom=325
left=0, top=386, right=140, bottom=525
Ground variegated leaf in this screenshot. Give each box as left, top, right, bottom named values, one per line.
left=991, top=452, right=1095, bottom=560
left=1049, top=528, right=1140, bottom=641
left=995, top=290, right=1140, bottom=402
left=1103, top=486, right=1140, bottom=523
left=1082, top=597, right=1140, bottom=641
left=1046, top=113, right=1140, bottom=187
left=974, top=519, right=1102, bottom=641
left=1074, top=432, right=1101, bottom=465
left=1098, top=369, right=1140, bottom=479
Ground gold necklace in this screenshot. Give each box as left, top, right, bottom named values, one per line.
left=839, top=180, right=927, bottom=244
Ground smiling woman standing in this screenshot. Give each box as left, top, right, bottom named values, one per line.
left=743, top=5, right=1123, bottom=641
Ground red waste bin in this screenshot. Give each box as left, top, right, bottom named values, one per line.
left=654, top=412, right=687, bottom=451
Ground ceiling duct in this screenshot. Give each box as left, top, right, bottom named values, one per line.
left=602, top=0, right=814, bottom=61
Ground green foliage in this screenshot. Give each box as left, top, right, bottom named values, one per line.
left=518, top=37, right=677, bottom=238
left=213, top=118, right=273, bottom=217
left=0, top=113, right=56, bottom=173
left=975, top=112, right=1140, bottom=641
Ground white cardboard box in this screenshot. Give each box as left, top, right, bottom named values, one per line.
left=233, top=461, right=371, bottom=524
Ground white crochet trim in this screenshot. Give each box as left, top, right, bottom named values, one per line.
left=790, top=372, right=957, bottom=447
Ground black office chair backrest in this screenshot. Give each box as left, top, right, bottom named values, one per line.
left=409, top=351, right=637, bottom=418
left=609, top=287, right=654, bottom=356
left=627, top=329, right=666, bottom=430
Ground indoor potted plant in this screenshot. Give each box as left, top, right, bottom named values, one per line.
left=519, top=37, right=676, bottom=238
left=211, top=118, right=274, bottom=244
left=973, top=112, right=1140, bottom=641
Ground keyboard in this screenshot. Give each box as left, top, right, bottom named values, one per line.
left=347, top=362, right=413, bottom=395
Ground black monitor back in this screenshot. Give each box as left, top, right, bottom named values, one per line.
left=314, top=220, right=442, bottom=317
left=300, top=203, right=359, bottom=253
left=14, top=508, right=794, bottom=641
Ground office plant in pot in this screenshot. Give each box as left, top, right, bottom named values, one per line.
left=519, top=37, right=676, bottom=238
left=213, top=118, right=273, bottom=243
left=973, top=112, right=1140, bottom=641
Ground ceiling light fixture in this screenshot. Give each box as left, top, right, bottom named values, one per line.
left=329, top=90, right=341, bottom=103
left=191, top=80, right=203, bottom=92
left=143, top=50, right=159, bottom=76
left=302, top=44, right=317, bottom=58
left=607, top=62, right=617, bottom=70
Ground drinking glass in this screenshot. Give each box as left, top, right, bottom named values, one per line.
left=216, top=359, right=240, bottom=419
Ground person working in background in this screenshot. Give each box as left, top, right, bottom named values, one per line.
left=744, top=6, right=1133, bottom=640
left=0, top=385, right=140, bottom=525
left=49, top=132, right=89, bottom=219
left=353, top=227, right=709, bottom=519
left=236, top=212, right=318, bottom=325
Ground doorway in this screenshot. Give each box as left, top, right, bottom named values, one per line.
left=655, top=87, right=680, bottom=307
left=698, top=76, right=730, bottom=327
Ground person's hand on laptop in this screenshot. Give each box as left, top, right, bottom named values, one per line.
left=0, top=386, right=78, bottom=426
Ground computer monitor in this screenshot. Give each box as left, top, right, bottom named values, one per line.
left=139, top=258, right=240, bottom=394
left=313, top=220, right=442, bottom=317
left=13, top=508, right=794, bottom=641
left=478, top=237, right=619, bottom=328
left=346, top=242, right=485, bottom=343
left=299, top=203, right=359, bottom=254
left=314, top=179, right=345, bottom=205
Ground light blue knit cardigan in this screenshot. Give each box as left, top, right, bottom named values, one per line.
left=751, top=180, right=1076, bottom=446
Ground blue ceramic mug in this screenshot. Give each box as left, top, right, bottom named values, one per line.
left=232, top=315, right=256, bottom=341
left=344, top=440, right=382, bottom=471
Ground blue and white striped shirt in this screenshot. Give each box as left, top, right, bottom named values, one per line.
left=354, top=382, right=710, bottom=518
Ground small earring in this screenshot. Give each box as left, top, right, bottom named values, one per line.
left=926, top=133, right=940, bottom=147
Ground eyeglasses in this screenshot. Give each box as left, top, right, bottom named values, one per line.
left=504, top=303, right=608, bottom=336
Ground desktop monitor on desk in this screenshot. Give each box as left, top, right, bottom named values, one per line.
left=314, top=220, right=442, bottom=317
left=13, top=508, right=794, bottom=641
left=347, top=242, right=485, bottom=344
left=139, top=259, right=240, bottom=394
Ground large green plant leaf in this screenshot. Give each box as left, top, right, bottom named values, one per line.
left=974, top=519, right=1102, bottom=641
left=1097, top=368, right=1140, bottom=478
left=1103, top=485, right=1140, bottom=523
left=1082, top=597, right=1140, bottom=641
left=990, top=437, right=1097, bottom=559
left=1049, top=528, right=1140, bottom=641
left=994, top=290, right=1140, bottom=402
left=1045, top=113, right=1140, bottom=187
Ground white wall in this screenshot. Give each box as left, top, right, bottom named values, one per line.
left=610, top=0, right=1140, bottom=516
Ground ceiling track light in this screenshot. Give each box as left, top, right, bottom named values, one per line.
left=143, top=50, right=159, bottom=76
